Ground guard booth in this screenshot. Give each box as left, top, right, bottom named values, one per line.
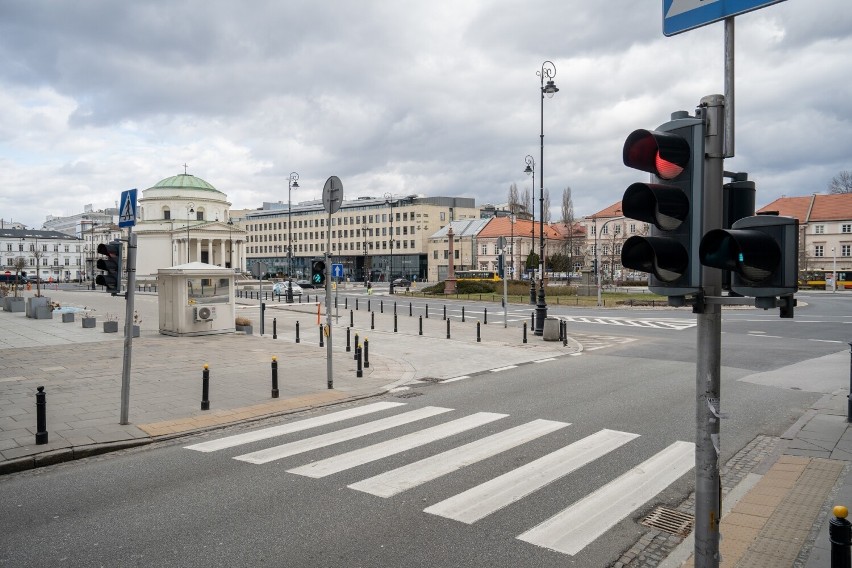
left=157, top=262, right=235, bottom=336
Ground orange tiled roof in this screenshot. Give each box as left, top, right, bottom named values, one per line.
left=588, top=201, right=624, bottom=219
left=477, top=216, right=562, bottom=239
left=757, top=196, right=813, bottom=221
left=758, top=193, right=852, bottom=222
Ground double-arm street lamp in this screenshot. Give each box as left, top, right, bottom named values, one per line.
left=287, top=172, right=299, bottom=303
left=524, top=155, right=536, bottom=304
left=384, top=193, right=396, bottom=294
left=533, top=60, right=559, bottom=336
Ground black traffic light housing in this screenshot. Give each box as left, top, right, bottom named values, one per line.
left=95, top=241, right=123, bottom=294
left=311, top=258, right=326, bottom=286
left=699, top=214, right=798, bottom=300
left=620, top=113, right=705, bottom=298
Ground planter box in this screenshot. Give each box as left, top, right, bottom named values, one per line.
left=103, top=321, right=119, bottom=333
left=61, top=312, right=75, bottom=323
left=26, top=296, right=50, bottom=318
left=4, top=297, right=25, bottom=312
left=236, top=325, right=253, bottom=335
left=125, top=325, right=140, bottom=338
left=34, top=306, right=53, bottom=319
left=82, top=317, right=96, bottom=328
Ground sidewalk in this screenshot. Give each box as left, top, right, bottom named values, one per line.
left=0, top=288, right=576, bottom=474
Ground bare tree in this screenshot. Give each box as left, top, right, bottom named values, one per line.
left=560, top=186, right=576, bottom=273
left=507, top=183, right=520, bottom=215
left=829, top=170, right=852, bottom=194
left=521, top=187, right=532, bottom=220
left=542, top=188, right=551, bottom=223
left=12, top=256, right=26, bottom=298
left=31, top=246, right=45, bottom=297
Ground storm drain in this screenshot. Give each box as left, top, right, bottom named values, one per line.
left=395, top=391, right=424, bottom=399
left=640, top=506, right=694, bottom=537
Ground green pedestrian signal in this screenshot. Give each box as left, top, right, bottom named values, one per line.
left=311, top=259, right=326, bottom=286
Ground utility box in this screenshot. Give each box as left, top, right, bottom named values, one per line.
left=157, top=262, right=235, bottom=336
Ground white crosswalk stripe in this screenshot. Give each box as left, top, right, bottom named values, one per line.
left=517, top=440, right=694, bottom=555
left=184, top=401, right=405, bottom=453
left=233, top=406, right=452, bottom=464
left=560, top=315, right=696, bottom=330
left=188, top=404, right=695, bottom=558
left=288, top=412, right=508, bottom=478
left=423, top=428, right=640, bottom=524
left=348, top=419, right=569, bottom=497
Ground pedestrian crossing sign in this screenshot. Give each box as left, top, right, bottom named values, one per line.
left=118, top=188, right=138, bottom=228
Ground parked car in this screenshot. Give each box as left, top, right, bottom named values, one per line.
left=295, top=279, right=315, bottom=289
left=272, top=281, right=303, bottom=296
left=392, top=277, right=411, bottom=288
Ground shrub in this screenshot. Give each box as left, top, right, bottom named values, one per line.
left=235, top=316, right=252, bottom=326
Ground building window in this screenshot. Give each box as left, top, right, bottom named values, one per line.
left=814, top=245, right=824, bottom=257
left=601, top=226, right=608, bottom=235
left=454, top=250, right=459, bottom=259
left=843, top=245, right=851, bottom=257
left=630, top=223, right=636, bottom=233
left=843, top=224, right=851, bottom=234
left=440, top=212, right=446, bottom=221
left=814, top=225, right=824, bottom=234
left=163, top=208, right=171, bottom=220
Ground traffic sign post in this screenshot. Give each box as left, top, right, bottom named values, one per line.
left=663, top=0, right=786, bottom=36
left=322, top=176, right=343, bottom=390
left=118, top=189, right=138, bottom=228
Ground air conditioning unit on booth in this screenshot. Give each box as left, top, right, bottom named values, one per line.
left=194, top=306, right=216, bottom=322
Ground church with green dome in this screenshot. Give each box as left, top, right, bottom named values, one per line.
left=134, top=173, right=245, bottom=276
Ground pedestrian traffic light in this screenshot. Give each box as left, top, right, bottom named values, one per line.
left=699, top=214, right=798, bottom=302
left=95, top=241, right=123, bottom=294
left=311, top=259, right=326, bottom=286
left=620, top=112, right=705, bottom=298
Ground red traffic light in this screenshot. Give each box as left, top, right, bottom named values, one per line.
left=623, top=129, right=690, bottom=180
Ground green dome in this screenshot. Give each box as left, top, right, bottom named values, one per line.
left=152, top=174, right=218, bottom=192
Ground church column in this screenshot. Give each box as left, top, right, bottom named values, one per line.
left=196, top=238, right=202, bottom=263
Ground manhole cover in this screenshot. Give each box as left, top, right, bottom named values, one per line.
left=640, top=506, right=694, bottom=537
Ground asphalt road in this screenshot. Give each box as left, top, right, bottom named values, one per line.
left=0, top=292, right=847, bottom=567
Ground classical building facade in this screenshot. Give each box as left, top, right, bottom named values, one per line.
left=580, top=202, right=650, bottom=283
left=1, top=228, right=84, bottom=282
left=135, top=174, right=246, bottom=277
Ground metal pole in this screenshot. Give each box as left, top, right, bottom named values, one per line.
left=695, top=94, right=725, bottom=568
left=847, top=342, right=852, bottom=423
left=723, top=18, right=735, bottom=158
left=503, top=247, right=508, bottom=328
left=120, top=229, right=137, bottom=425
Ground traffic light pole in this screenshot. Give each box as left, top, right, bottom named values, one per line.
left=119, top=229, right=137, bottom=425
left=326, top=217, right=333, bottom=390
left=694, top=94, right=725, bottom=568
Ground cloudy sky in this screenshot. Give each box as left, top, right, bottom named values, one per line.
left=1, top=0, right=850, bottom=230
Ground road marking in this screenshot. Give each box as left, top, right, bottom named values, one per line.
left=749, top=334, right=784, bottom=338
left=184, top=401, right=405, bottom=452
left=532, top=358, right=556, bottom=363
left=233, top=406, right=452, bottom=464
left=349, top=419, right=568, bottom=497
left=516, top=440, right=694, bottom=556
left=424, top=429, right=639, bottom=524
left=490, top=365, right=518, bottom=373
left=559, top=315, right=695, bottom=330
left=288, top=412, right=508, bottom=478
left=442, top=375, right=470, bottom=383
left=808, top=339, right=844, bottom=344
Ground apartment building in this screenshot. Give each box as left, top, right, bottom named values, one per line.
left=1, top=229, right=85, bottom=283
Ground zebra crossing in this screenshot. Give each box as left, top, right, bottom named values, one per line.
left=558, top=315, right=697, bottom=330
left=185, top=401, right=694, bottom=557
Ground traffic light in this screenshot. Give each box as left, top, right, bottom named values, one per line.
left=620, top=112, right=705, bottom=298
left=311, top=259, right=326, bottom=286
left=95, top=241, right=123, bottom=294
left=699, top=214, right=798, bottom=302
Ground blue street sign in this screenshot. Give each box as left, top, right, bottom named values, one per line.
left=663, top=0, right=786, bottom=36
left=331, top=263, right=344, bottom=278
left=118, top=188, right=138, bottom=228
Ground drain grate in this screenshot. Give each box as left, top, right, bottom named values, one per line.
left=640, top=506, right=694, bottom=537
left=395, top=391, right=424, bottom=399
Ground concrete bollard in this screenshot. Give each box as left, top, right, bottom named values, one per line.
left=35, top=386, right=48, bottom=445
left=271, top=356, right=279, bottom=398
left=201, top=364, right=210, bottom=411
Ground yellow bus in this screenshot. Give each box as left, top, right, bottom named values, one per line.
left=455, top=270, right=502, bottom=282
left=800, top=270, right=852, bottom=290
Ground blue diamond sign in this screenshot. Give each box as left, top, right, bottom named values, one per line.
left=663, top=0, right=786, bottom=36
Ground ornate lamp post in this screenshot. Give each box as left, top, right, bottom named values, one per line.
left=287, top=172, right=299, bottom=303
left=524, top=155, right=536, bottom=305
left=384, top=193, right=396, bottom=294
left=227, top=219, right=234, bottom=269
left=534, top=60, right=558, bottom=336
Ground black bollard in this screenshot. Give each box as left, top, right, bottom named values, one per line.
left=345, top=297, right=348, bottom=310
left=425, top=304, right=429, bottom=319
left=419, top=315, right=423, bottom=335
left=531, top=311, right=535, bottom=330
left=447, top=318, right=451, bottom=339
left=354, top=333, right=360, bottom=360
left=319, top=324, right=324, bottom=347
left=346, top=327, right=351, bottom=352
left=443, top=305, right=446, bottom=320
left=334, top=296, right=338, bottom=309
left=393, top=313, right=398, bottom=332
left=477, top=321, right=481, bottom=343
left=273, top=317, right=277, bottom=339
left=35, top=386, right=48, bottom=445
left=381, top=300, right=384, bottom=314
left=394, top=301, right=397, bottom=315
left=364, top=338, right=370, bottom=368
left=296, top=321, right=300, bottom=343
left=299, top=294, right=302, bottom=303
left=830, top=505, right=852, bottom=567
left=356, top=346, right=363, bottom=378
left=484, top=308, right=488, bottom=324
left=368, top=299, right=371, bottom=312
left=260, top=302, right=266, bottom=335
left=462, top=306, right=465, bottom=322
left=271, top=356, right=279, bottom=398
left=201, top=364, right=210, bottom=410
left=356, top=298, right=359, bottom=311
left=371, top=311, right=375, bottom=330
left=523, top=322, right=528, bottom=344
left=563, top=321, right=568, bottom=347
left=350, top=309, right=354, bottom=328
left=409, top=302, right=412, bottom=317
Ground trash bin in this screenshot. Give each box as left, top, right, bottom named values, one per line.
left=543, top=317, right=560, bottom=341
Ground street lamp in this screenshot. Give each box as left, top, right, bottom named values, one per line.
left=227, top=219, right=234, bottom=269
left=595, top=215, right=625, bottom=307
left=534, top=60, right=558, bottom=336
left=186, top=203, right=195, bottom=263
left=287, top=172, right=299, bottom=303
left=524, top=155, right=536, bottom=305
left=385, top=193, right=396, bottom=294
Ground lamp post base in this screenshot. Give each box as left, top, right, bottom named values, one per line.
left=529, top=279, right=536, bottom=305
left=534, top=280, right=547, bottom=336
